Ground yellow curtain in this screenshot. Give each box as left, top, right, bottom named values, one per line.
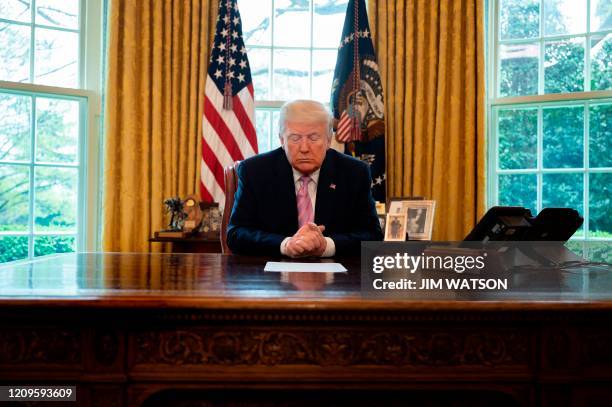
left=103, top=0, right=218, bottom=251
left=368, top=0, right=486, bottom=240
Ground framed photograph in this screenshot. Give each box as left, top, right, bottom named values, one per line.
left=198, top=201, right=220, bottom=237
left=387, top=196, right=424, bottom=215
left=384, top=213, right=408, bottom=241
left=405, top=200, right=436, bottom=240
left=209, top=207, right=221, bottom=232
left=378, top=214, right=386, bottom=231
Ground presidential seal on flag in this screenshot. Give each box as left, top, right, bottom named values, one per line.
left=333, top=57, right=385, bottom=144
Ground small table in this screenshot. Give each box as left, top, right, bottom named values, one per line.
left=149, top=233, right=221, bottom=253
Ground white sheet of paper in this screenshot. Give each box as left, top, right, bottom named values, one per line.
left=264, top=262, right=347, bottom=273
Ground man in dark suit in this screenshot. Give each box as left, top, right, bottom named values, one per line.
left=227, top=100, right=382, bottom=257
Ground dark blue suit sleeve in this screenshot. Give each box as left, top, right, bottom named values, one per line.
left=328, top=163, right=383, bottom=256
left=226, top=163, right=286, bottom=256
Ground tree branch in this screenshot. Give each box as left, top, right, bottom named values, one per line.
left=35, top=61, right=76, bottom=80
left=36, top=6, right=77, bottom=27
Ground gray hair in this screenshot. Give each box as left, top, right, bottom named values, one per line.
left=278, top=99, right=333, bottom=139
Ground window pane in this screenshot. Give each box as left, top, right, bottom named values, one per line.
left=0, top=164, right=30, bottom=231
left=499, top=0, right=539, bottom=40
left=255, top=110, right=271, bottom=152
left=0, top=236, right=29, bottom=263
left=498, top=174, right=537, bottom=214
left=35, top=97, right=79, bottom=164
left=542, top=173, right=583, bottom=213
left=0, top=23, right=31, bottom=83
left=590, top=34, right=611, bottom=91
left=543, top=0, right=587, bottom=36
left=272, top=49, right=310, bottom=100
left=272, top=110, right=281, bottom=148
left=544, top=38, right=584, bottom=94
left=274, top=0, right=311, bottom=47
left=589, top=104, right=612, bottom=168
left=590, top=173, right=612, bottom=238
left=0, top=0, right=31, bottom=23
left=34, top=235, right=76, bottom=257
left=591, top=0, right=612, bottom=32
left=249, top=47, right=271, bottom=100
left=35, top=0, right=79, bottom=30
left=583, top=242, right=611, bottom=263
left=34, top=166, right=77, bottom=232
left=239, top=0, right=272, bottom=46
left=35, top=28, right=79, bottom=87
left=0, top=93, right=31, bottom=162
left=543, top=106, right=583, bottom=169
left=311, top=50, right=336, bottom=103
left=498, top=108, right=537, bottom=170
left=313, top=0, right=348, bottom=47
left=499, top=43, right=539, bottom=97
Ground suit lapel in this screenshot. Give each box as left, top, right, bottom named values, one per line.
left=274, top=148, right=299, bottom=232
left=315, top=150, right=336, bottom=227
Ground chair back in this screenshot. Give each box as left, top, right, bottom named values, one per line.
left=221, top=161, right=240, bottom=254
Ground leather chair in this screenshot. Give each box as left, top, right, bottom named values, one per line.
left=221, top=161, right=240, bottom=254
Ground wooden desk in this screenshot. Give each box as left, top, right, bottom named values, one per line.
left=1, top=253, right=612, bottom=406
left=149, top=234, right=221, bottom=253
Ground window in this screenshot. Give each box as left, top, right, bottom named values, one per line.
left=488, top=0, right=612, bottom=242
left=238, top=0, right=348, bottom=152
left=0, top=0, right=102, bottom=263
left=0, top=0, right=81, bottom=87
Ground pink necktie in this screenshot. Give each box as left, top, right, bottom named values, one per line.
left=297, top=175, right=314, bottom=227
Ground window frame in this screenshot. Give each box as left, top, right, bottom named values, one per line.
left=0, top=0, right=104, bottom=263
left=486, top=0, right=612, bottom=242
left=241, top=0, right=344, bottom=148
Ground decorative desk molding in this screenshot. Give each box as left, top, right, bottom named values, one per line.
left=139, top=309, right=612, bottom=324
left=133, top=328, right=530, bottom=368
left=0, top=328, right=81, bottom=365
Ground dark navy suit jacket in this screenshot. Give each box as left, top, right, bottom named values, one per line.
left=226, top=147, right=383, bottom=256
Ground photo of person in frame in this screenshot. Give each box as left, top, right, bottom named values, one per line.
left=404, top=200, right=435, bottom=240
left=384, top=213, right=407, bottom=241
left=407, top=208, right=426, bottom=235
left=378, top=215, right=386, bottom=231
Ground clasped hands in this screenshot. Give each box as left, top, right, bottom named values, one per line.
left=285, top=223, right=327, bottom=258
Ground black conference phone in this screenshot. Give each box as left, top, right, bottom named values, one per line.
left=464, top=206, right=583, bottom=242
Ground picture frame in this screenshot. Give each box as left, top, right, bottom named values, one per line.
left=378, top=214, right=386, bottom=231
left=387, top=196, right=424, bottom=215
left=198, top=201, right=221, bottom=237
left=384, top=213, right=408, bottom=241
left=405, top=200, right=436, bottom=240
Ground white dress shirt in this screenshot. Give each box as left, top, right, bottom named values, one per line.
left=280, top=168, right=336, bottom=257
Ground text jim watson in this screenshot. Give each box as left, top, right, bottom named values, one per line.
left=373, top=278, right=508, bottom=290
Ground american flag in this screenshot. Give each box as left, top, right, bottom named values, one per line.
left=201, top=0, right=257, bottom=210
left=336, top=109, right=361, bottom=143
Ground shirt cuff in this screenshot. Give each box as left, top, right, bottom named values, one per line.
left=321, top=237, right=336, bottom=257
left=280, top=237, right=291, bottom=256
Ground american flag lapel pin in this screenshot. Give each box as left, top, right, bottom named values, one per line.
left=330, top=183, right=336, bottom=190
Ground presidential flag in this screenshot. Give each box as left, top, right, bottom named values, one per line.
left=201, top=0, right=257, bottom=210
left=331, top=0, right=386, bottom=202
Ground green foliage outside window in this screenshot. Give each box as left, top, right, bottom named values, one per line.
left=0, top=229, right=75, bottom=264
left=0, top=94, right=80, bottom=263
left=0, top=235, right=28, bottom=263
left=495, top=0, right=611, bottom=239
